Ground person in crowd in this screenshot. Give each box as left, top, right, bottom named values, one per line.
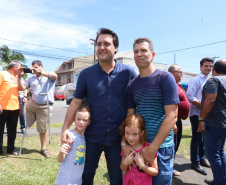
left=0, top=60, right=22, bottom=156
left=123, top=37, right=179, bottom=185
left=56, top=104, right=91, bottom=185
left=187, top=57, right=213, bottom=175
left=168, top=64, right=190, bottom=176
left=120, top=114, right=158, bottom=185
left=18, top=60, right=57, bottom=158
left=61, top=28, right=137, bottom=185
left=198, top=60, right=226, bottom=185
left=19, top=89, right=27, bottom=134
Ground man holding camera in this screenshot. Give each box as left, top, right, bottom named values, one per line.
left=18, top=60, right=57, bottom=158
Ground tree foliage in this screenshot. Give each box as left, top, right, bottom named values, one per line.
left=0, top=45, right=28, bottom=79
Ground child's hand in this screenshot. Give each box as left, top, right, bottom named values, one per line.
left=60, top=143, right=71, bottom=155
left=134, top=152, right=145, bottom=169
left=124, top=151, right=135, bottom=166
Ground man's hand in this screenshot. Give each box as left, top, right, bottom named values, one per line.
left=0, top=105, right=3, bottom=114
left=198, top=121, right=206, bottom=132
left=23, top=97, right=27, bottom=103
left=192, top=100, right=201, bottom=109
left=61, top=129, right=73, bottom=145
left=18, top=68, right=26, bottom=78
left=141, top=144, right=157, bottom=165
left=19, top=105, right=23, bottom=116
left=30, top=67, right=40, bottom=76
left=121, top=144, right=135, bottom=158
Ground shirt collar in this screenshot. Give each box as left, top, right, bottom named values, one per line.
left=97, top=60, right=118, bottom=72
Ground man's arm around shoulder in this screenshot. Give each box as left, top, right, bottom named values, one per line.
left=61, top=97, right=83, bottom=144
left=142, top=104, right=178, bottom=163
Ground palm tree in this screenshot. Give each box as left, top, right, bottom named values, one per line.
left=0, top=45, right=27, bottom=70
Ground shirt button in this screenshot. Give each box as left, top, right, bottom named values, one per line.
left=108, top=118, right=110, bottom=120
left=108, top=96, right=110, bottom=98
left=108, top=107, right=110, bottom=109
left=109, top=84, right=111, bottom=87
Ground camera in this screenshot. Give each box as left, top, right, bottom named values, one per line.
left=23, top=68, right=32, bottom=73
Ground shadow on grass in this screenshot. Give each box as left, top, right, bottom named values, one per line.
left=103, top=172, right=110, bottom=182
left=182, top=134, right=192, bottom=139
left=0, top=148, right=41, bottom=160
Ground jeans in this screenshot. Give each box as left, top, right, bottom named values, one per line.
left=82, top=140, right=122, bottom=185
left=0, top=109, right=19, bottom=153
left=190, top=115, right=205, bottom=164
left=19, top=98, right=26, bottom=129
left=204, top=127, right=226, bottom=185
left=153, top=145, right=174, bottom=185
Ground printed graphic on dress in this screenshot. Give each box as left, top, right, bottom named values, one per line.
left=74, top=145, right=85, bottom=165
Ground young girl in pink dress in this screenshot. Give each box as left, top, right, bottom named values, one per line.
left=120, top=114, right=158, bottom=185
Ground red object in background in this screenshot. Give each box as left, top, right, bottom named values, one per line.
left=54, top=92, right=65, bottom=101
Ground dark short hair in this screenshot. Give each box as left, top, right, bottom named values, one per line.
left=200, top=57, right=213, bottom=66
left=214, top=60, right=226, bottom=74
left=95, top=28, right=119, bottom=49
left=32, top=60, right=43, bottom=66
left=133, top=37, right=154, bottom=52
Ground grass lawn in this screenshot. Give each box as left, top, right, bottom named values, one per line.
left=0, top=124, right=110, bottom=185
left=1, top=125, right=224, bottom=184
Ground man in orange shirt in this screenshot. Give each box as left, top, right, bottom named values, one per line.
left=0, top=60, right=21, bottom=156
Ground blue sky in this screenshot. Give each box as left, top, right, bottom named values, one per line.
left=1, top=0, right=226, bottom=74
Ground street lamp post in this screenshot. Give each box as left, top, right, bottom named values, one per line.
left=90, top=39, right=96, bottom=64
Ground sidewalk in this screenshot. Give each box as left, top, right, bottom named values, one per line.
left=7, top=123, right=213, bottom=185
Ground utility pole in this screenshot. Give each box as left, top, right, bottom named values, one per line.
left=174, top=53, right=176, bottom=64
left=212, top=56, right=219, bottom=62
left=90, top=39, right=96, bottom=64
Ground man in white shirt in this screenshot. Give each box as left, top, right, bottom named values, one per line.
left=187, top=57, right=213, bottom=175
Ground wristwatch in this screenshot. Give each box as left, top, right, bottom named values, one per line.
left=198, top=117, right=205, bottom=121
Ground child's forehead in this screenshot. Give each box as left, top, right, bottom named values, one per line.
left=75, top=111, right=90, bottom=117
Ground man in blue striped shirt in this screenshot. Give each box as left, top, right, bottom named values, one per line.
left=124, top=38, right=179, bottom=185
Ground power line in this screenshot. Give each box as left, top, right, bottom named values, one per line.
left=0, top=37, right=92, bottom=55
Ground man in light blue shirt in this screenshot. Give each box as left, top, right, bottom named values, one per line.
left=187, top=57, right=213, bottom=175
left=18, top=60, right=57, bottom=158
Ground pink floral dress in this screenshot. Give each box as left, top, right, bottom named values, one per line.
left=121, top=142, right=158, bottom=185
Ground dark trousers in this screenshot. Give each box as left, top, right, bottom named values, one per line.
left=190, top=115, right=205, bottom=164
left=19, top=98, right=26, bottom=129
left=82, top=140, right=122, bottom=185
left=174, top=118, right=182, bottom=154
left=0, top=109, right=19, bottom=153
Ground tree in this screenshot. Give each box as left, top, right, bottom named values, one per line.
left=0, top=45, right=27, bottom=70
left=0, top=45, right=28, bottom=80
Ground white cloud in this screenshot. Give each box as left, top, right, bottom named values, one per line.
left=0, top=0, right=96, bottom=54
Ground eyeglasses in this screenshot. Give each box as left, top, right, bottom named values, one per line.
left=174, top=71, right=183, bottom=74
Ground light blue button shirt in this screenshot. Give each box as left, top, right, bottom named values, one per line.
left=25, top=74, right=56, bottom=104
left=186, top=73, right=208, bottom=117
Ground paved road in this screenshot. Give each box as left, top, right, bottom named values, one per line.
left=51, top=100, right=69, bottom=123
